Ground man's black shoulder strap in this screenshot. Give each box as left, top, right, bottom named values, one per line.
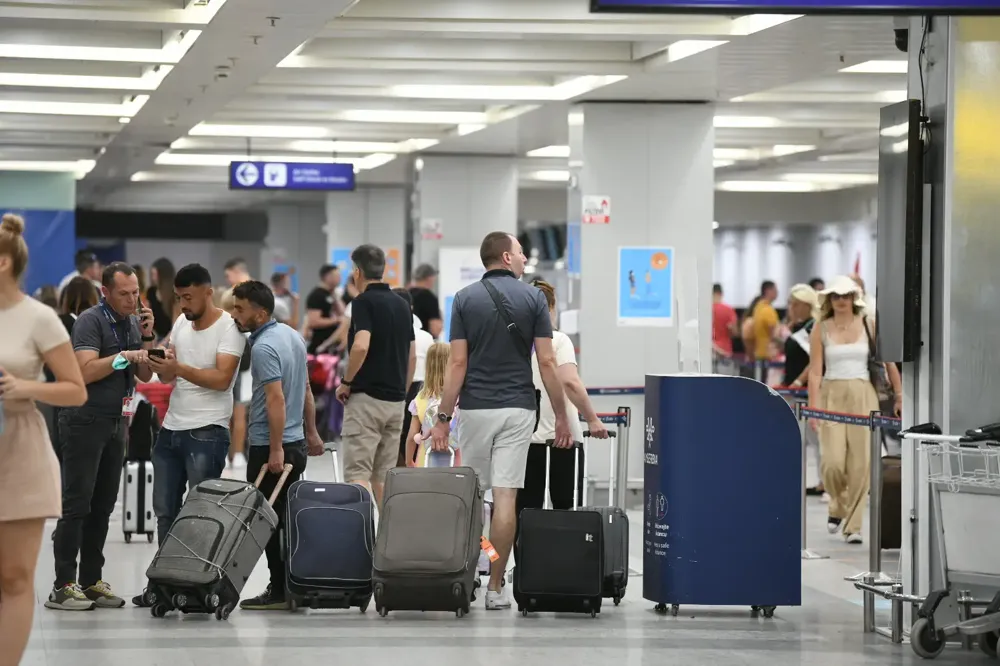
left=481, top=278, right=531, bottom=360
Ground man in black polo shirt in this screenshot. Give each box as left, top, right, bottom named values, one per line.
left=408, top=263, right=442, bottom=338
left=335, top=245, right=415, bottom=504
left=48, top=262, right=157, bottom=611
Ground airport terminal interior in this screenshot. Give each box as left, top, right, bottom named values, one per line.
left=4, top=0, right=1000, bottom=664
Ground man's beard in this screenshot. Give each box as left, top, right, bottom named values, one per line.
left=235, top=319, right=257, bottom=333
left=184, top=309, right=203, bottom=321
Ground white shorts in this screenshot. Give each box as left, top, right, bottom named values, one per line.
left=457, top=408, right=535, bottom=490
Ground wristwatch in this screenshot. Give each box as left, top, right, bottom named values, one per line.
left=141, top=335, right=155, bottom=342
left=341, top=379, right=352, bottom=387
left=437, top=413, right=452, bottom=424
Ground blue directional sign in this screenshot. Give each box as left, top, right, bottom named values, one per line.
left=592, top=0, right=1000, bottom=13
left=229, top=161, right=355, bottom=191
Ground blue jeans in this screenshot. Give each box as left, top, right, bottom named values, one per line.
left=152, top=425, right=230, bottom=546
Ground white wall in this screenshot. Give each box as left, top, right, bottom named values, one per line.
left=125, top=240, right=263, bottom=286
left=713, top=219, right=877, bottom=308
left=263, top=203, right=327, bottom=294
left=519, top=187, right=567, bottom=222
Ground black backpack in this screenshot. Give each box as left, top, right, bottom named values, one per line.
left=127, top=399, right=159, bottom=462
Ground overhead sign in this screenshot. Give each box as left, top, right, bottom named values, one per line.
left=592, top=0, right=1000, bottom=13
left=582, top=195, right=611, bottom=225
left=229, top=161, right=355, bottom=191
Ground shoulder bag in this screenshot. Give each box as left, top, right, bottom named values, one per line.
left=862, top=316, right=895, bottom=410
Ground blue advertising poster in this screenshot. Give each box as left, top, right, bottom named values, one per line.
left=441, top=295, right=455, bottom=343
left=15, top=209, right=75, bottom=296
left=230, top=161, right=355, bottom=191
left=330, top=247, right=352, bottom=288
left=566, top=222, right=581, bottom=277
left=592, top=0, right=1000, bottom=13
left=617, top=246, right=674, bottom=327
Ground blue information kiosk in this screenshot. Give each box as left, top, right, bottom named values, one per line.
left=643, top=374, right=802, bottom=617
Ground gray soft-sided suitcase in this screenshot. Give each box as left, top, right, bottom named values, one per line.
left=372, top=466, right=483, bottom=617
left=580, top=505, right=629, bottom=605
left=144, top=465, right=292, bottom=620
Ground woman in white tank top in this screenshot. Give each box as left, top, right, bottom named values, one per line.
left=807, top=275, right=902, bottom=544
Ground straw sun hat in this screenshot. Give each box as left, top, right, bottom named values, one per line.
left=819, top=274, right=867, bottom=309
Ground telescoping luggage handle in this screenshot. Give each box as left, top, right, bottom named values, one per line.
left=253, top=463, right=294, bottom=506
left=540, top=431, right=619, bottom=510
left=423, top=444, right=456, bottom=468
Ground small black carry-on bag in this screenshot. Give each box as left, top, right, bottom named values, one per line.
left=122, top=400, right=157, bottom=544
left=372, top=466, right=483, bottom=618
left=578, top=430, right=630, bottom=606
left=285, top=478, right=375, bottom=612
left=143, top=464, right=292, bottom=620
left=514, top=507, right=605, bottom=617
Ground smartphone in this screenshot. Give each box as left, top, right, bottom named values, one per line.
left=148, top=349, right=165, bottom=359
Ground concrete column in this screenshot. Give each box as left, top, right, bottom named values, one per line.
left=324, top=188, right=406, bottom=287
left=412, top=156, right=518, bottom=269
left=569, top=102, right=715, bottom=492
left=0, top=171, right=76, bottom=294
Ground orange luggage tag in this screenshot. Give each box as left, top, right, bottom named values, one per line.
left=480, top=536, right=499, bottom=563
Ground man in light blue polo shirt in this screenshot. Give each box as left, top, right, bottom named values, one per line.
left=229, top=280, right=324, bottom=611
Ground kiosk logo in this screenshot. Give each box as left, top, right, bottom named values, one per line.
left=644, top=416, right=658, bottom=465
left=264, top=163, right=288, bottom=188
left=234, top=162, right=259, bottom=187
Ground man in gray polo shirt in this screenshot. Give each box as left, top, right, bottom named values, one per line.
left=430, top=231, right=571, bottom=611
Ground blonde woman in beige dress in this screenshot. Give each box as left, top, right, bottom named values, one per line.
left=0, top=213, right=87, bottom=666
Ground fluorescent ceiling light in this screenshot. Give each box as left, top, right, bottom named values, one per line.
left=339, top=110, right=489, bottom=125
left=876, top=90, right=908, bottom=103
left=818, top=151, right=879, bottom=162
left=0, top=67, right=172, bottom=91
left=717, top=180, right=824, bottom=193
left=190, top=123, right=329, bottom=139
left=841, top=60, right=908, bottom=74
left=714, top=159, right=735, bottom=168
left=156, top=152, right=359, bottom=167
left=389, top=76, right=626, bottom=102
left=525, top=170, right=570, bottom=182
left=527, top=145, right=571, bottom=158
left=783, top=173, right=878, bottom=185
left=0, top=159, right=95, bottom=178
left=457, top=123, right=487, bottom=136
left=286, top=138, right=440, bottom=154
left=772, top=144, right=816, bottom=157
left=400, top=138, right=439, bottom=152
left=0, top=30, right=200, bottom=64
left=667, top=40, right=728, bottom=63
left=714, top=116, right=780, bottom=128
left=0, top=95, right=148, bottom=117
left=891, top=140, right=908, bottom=154
left=356, top=153, right=397, bottom=171
left=118, top=117, right=130, bottom=124
left=731, top=14, right=802, bottom=35
left=880, top=122, right=909, bottom=138
left=714, top=147, right=754, bottom=160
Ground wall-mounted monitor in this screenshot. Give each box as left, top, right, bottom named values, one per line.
left=875, top=100, right=923, bottom=363
left=592, top=0, right=1000, bottom=14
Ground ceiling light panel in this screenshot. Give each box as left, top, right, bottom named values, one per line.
left=0, top=67, right=172, bottom=91
left=338, top=110, right=489, bottom=124
left=666, top=40, right=728, bottom=63
left=190, top=123, right=331, bottom=139
left=0, top=31, right=201, bottom=64
left=526, top=145, right=571, bottom=158
left=0, top=95, right=148, bottom=117
left=841, top=60, right=908, bottom=74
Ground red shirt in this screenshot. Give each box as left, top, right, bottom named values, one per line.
left=712, top=302, right=737, bottom=355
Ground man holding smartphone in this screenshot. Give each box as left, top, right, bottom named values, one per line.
left=131, top=265, right=244, bottom=607
left=48, top=262, right=156, bottom=611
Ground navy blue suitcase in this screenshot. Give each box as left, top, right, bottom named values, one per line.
left=285, top=480, right=375, bottom=612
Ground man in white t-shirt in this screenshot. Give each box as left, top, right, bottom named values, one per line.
left=143, top=264, right=245, bottom=549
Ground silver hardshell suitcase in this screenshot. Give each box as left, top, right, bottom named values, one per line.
left=122, top=460, right=154, bottom=544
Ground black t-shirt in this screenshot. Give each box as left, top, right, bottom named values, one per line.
left=409, top=287, right=441, bottom=333
left=348, top=283, right=415, bottom=402
left=783, top=319, right=814, bottom=386
left=306, top=286, right=337, bottom=354
left=146, top=287, right=173, bottom=339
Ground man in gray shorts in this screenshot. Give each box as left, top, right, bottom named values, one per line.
left=430, top=231, right=571, bottom=611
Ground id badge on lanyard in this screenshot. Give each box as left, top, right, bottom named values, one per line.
left=101, top=303, right=135, bottom=416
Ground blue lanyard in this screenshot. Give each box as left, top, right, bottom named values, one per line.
left=100, top=302, right=133, bottom=394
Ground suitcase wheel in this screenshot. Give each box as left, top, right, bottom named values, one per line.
left=359, top=596, right=370, bottom=614
left=147, top=533, right=154, bottom=543
left=124, top=533, right=132, bottom=544
left=172, top=593, right=188, bottom=609
left=204, top=594, right=220, bottom=612
left=520, top=608, right=529, bottom=617
left=613, top=596, right=621, bottom=607
left=150, top=603, right=168, bottom=618
left=215, top=604, right=233, bottom=621
left=378, top=606, right=389, bottom=618
left=456, top=607, right=466, bottom=618
left=591, top=609, right=597, bottom=618
left=289, top=598, right=298, bottom=613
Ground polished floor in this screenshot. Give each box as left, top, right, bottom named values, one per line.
left=22, top=458, right=959, bottom=666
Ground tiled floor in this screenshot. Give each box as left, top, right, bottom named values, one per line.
left=22, top=459, right=958, bottom=666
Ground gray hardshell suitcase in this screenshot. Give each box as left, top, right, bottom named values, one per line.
left=372, top=466, right=483, bottom=618
left=144, top=465, right=292, bottom=620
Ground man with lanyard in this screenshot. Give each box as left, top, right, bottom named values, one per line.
left=47, top=262, right=156, bottom=611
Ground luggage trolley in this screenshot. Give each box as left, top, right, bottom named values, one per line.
left=887, top=426, right=1000, bottom=659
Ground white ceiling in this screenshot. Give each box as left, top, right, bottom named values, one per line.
left=0, top=0, right=906, bottom=212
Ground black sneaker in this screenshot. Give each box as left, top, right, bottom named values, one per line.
left=132, top=588, right=155, bottom=608
left=239, top=584, right=287, bottom=611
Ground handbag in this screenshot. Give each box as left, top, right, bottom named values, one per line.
left=862, top=316, right=896, bottom=414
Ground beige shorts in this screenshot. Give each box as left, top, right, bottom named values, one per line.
left=458, top=408, right=535, bottom=490
left=342, top=392, right=405, bottom=486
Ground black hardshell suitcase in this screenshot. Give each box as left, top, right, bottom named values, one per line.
left=144, top=465, right=292, bottom=620
left=285, top=479, right=375, bottom=612
left=372, top=466, right=483, bottom=618
left=579, top=505, right=629, bottom=605
left=514, top=507, right=604, bottom=617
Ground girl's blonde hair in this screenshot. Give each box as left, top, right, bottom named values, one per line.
left=419, top=342, right=451, bottom=399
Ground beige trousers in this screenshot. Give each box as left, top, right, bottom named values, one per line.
left=820, top=378, right=878, bottom=536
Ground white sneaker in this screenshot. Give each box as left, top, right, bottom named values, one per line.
left=821, top=492, right=831, bottom=504
left=846, top=533, right=863, bottom=544
left=485, top=588, right=511, bottom=610
left=231, top=453, right=247, bottom=469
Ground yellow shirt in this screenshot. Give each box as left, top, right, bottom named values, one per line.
left=752, top=301, right=778, bottom=360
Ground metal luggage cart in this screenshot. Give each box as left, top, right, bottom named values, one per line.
left=858, top=430, right=1000, bottom=659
